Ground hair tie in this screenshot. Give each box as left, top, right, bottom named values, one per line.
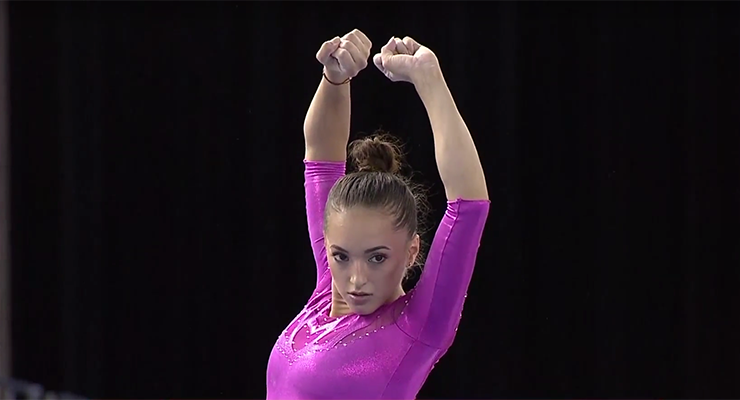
left=322, top=72, right=351, bottom=86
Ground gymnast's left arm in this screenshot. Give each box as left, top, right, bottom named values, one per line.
left=374, top=37, right=490, bottom=348
left=374, top=37, right=488, bottom=201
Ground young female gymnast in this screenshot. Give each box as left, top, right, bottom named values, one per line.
left=266, top=29, right=490, bottom=399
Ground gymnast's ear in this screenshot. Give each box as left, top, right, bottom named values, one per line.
left=407, top=233, right=420, bottom=267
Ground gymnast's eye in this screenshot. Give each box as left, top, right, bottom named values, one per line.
left=368, top=254, right=387, bottom=264
left=332, top=252, right=349, bottom=263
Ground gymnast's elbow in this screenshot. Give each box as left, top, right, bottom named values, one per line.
left=442, top=168, right=489, bottom=201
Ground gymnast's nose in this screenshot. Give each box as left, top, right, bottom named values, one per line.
left=349, top=263, right=368, bottom=288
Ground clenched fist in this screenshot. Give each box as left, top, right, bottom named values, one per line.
left=373, top=36, right=439, bottom=85
left=317, top=29, right=372, bottom=84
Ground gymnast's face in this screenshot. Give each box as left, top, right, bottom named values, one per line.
left=325, top=206, right=420, bottom=316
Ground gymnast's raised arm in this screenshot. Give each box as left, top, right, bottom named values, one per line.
left=374, top=37, right=489, bottom=348
left=374, top=37, right=487, bottom=201
left=303, top=30, right=372, bottom=288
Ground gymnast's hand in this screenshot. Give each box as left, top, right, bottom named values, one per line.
left=317, top=29, right=372, bottom=84
left=373, top=36, right=440, bottom=85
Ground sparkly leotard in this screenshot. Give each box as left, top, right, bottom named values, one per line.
left=266, top=160, right=490, bottom=399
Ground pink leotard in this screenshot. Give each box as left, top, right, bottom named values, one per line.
left=266, top=160, right=490, bottom=399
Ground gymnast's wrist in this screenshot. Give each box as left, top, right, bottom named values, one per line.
left=322, top=68, right=351, bottom=86
left=413, top=68, right=446, bottom=99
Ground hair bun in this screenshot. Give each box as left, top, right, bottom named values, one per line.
left=348, top=133, right=403, bottom=174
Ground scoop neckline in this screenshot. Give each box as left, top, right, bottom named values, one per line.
left=321, top=290, right=413, bottom=320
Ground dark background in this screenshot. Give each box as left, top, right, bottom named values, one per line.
left=8, top=1, right=740, bottom=399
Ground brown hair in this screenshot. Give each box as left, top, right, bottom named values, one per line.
left=325, top=132, right=428, bottom=269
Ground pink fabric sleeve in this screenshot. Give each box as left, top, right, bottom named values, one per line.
left=304, top=160, right=346, bottom=289
left=398, top=199, right=491, bottom=349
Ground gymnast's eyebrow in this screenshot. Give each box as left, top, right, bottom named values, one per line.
left=330, top=245, right=391, bottom=254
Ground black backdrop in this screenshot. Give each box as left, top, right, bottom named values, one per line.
left=8, top=1, right=740, bottom=399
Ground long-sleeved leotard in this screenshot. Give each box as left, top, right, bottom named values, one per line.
left=266, top=160, right=490, bottom=399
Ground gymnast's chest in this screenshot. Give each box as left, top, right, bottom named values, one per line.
left=267, top=309, right=411, bottom=397
left=267, top=324, right=409, bottom=398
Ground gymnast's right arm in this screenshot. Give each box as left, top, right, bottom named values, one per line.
left=304, top=29, right=372, bottom=287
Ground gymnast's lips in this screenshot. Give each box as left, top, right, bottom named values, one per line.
left=348, top=292, right=372, bottom=302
